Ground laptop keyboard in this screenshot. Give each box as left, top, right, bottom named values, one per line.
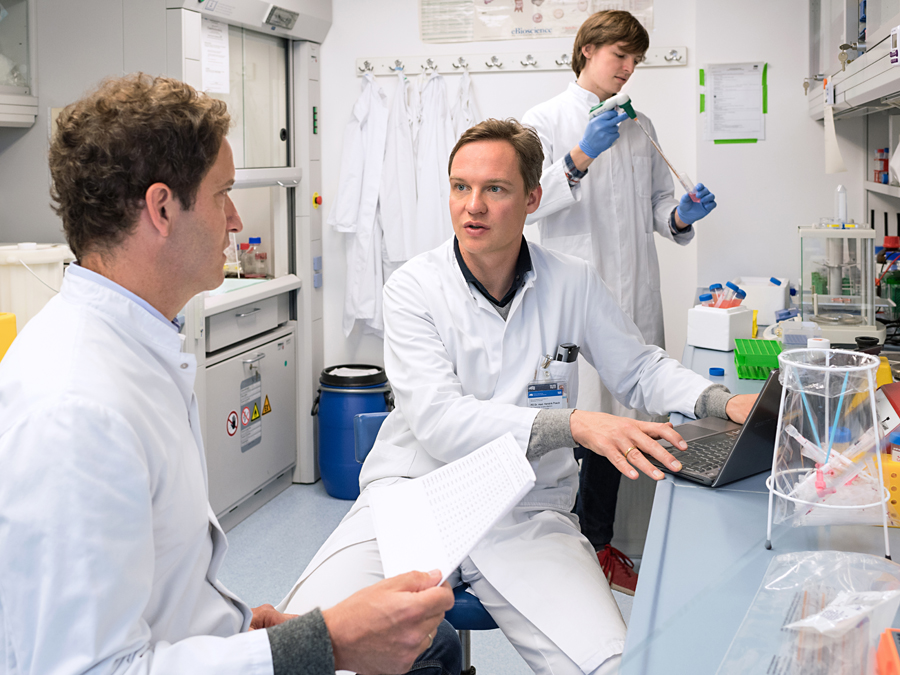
left=675, top=429, right=741, bottom=474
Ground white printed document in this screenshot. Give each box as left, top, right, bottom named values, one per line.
left=370, top=432, right=536, bottom=582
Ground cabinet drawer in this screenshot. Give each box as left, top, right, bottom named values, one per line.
left=206, top=295, right=285, bottom=352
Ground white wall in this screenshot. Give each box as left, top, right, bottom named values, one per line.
left=319, top=0, right=700, bottom=367
left=694, top=0, right=866, bottom=291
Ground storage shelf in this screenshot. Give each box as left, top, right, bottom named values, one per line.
left=866, top=181, right=900, bottom=199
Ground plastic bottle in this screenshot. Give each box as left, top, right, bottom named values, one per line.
left=244, top=237, right=268, bottom=278
left=238, top=242, right=251, bottom=276
left=835, top=185, right=848, bottom=224
left=733, top=289, right=747, bottom=306
left=715, top=281, right=740, bottom=308
left=699, top=293, right=714, bottom=307
left=709, top=283, right=723, bottom=304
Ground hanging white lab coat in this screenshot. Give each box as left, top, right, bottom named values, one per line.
left=0, top=272, right=272, bottom=674
left=330, top=73, right=389, bottom=337
left=412, top=72, right=455, bottom=257
left=280, top=239, right=711, bottom=671
left=380, top=72, right=418, bottom=266
left=450, top=69, right=480, bottom=139
left=522, top=81, right=692, bottom=415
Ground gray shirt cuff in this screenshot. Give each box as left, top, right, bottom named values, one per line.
left=267, top=608, right=335, bottom=675
left=693, top=384, right=733, bottom=420
left=527, top=408, right=576, bottom=461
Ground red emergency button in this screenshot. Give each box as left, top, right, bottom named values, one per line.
left=312, top=192, right=323, bottom=209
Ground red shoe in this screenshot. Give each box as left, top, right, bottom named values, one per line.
left=597, top=544, right=638, bottom=596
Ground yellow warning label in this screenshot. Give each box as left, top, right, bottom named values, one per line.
left=251, top=403, right=261, bottom=421
left=262, top=395, right=272, bottom=415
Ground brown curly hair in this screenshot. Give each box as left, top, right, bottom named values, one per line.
left=448, top=118, right=544, bottom=194
left=49, top=73, right=231, bottom=259
left=572, top=10, right=649, bottom=77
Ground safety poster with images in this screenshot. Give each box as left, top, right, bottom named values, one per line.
left=420, top=0, right=653, bottom=43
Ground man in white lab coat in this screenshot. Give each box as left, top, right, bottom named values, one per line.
left=0, top=73, right=459, bottom=675
left=279, top=119, right=753, bottom=674
left=522, top=10, right=718, bottom=589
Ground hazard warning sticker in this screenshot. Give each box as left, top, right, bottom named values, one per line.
left=262, top=395, right=272, bottom=415
left=239, top=373, right=262, bottom=453
left=226, top=410, right=238, bottom=437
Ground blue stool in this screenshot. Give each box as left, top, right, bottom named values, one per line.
left=353, top=412, right=499, bottom=673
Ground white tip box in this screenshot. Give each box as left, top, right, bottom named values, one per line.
left=731, top=277, right=789, bottom=325
left=686, top=305, right=753, bottom=352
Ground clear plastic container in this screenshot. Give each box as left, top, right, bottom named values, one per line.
left=243, top=237, right=268, bottom=279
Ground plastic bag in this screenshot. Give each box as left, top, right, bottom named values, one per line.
left=717, top=551, right=900, bottom=675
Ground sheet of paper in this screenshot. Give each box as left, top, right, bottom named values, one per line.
left=824, top=105, right=847, bottom=174
left=201, top=17, right=230, bottom=94
left=370, top=432, right=536, bottom=582
left=703, top=62, right=765, bottom=141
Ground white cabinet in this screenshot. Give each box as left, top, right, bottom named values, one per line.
left=0, top=0, right=36, bottom=127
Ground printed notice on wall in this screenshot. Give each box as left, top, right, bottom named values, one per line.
left=701, top=62, right=767, bottom=142
left=421, top=0, right=652, bottom=43
left=201, top=17, right=230, bottom=94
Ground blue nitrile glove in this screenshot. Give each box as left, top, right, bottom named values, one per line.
left=676, top=183, right=717, bottom=225
left=579, top=110, right=629, bottom=159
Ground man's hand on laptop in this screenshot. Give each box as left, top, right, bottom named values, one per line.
left=570, top=411, right=687, bottom=481
left=725, top=394, right=757, bottom=424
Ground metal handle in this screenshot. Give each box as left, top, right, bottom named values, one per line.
left=236, top=308, right=261, bottom=318
left=242, top=353, right=266, bottom=365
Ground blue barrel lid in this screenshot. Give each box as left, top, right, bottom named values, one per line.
left=709, top=283, right=723, bottom=291
left=769, top=277, right=782, bottom=286
left=320, top=364, right=388, bottom=387
left=249, top=237, right=261, bottom=244
left=725, top=281, right=739, bottom=292
left=709, top=367, right=725, bottom=377
left=699, top=293, right=713, bottom=301
left=736, top=289, right=746, bottom=299
left=889, top=429, right=900, bottom=446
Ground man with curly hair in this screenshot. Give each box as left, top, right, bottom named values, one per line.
left=0, top=74, right=458, bottom=675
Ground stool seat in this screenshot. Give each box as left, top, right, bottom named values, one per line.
left=446, top=585, right=498, bottom=631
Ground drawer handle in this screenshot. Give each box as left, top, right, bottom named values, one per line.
left=242, top=353, right=266, bottom=365
left=236, top=308, right=262, bottom=318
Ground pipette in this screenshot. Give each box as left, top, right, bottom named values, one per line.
left=589, top=94, right=700, bottom=203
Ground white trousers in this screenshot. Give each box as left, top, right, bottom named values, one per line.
left=282, top=505, right=625, bottom=675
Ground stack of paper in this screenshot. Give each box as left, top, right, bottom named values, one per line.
left=370, top=432, right=536, bottom=582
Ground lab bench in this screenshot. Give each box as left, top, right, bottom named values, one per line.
left=621, top=343, right=900, bottom=674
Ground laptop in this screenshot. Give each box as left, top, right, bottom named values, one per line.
left=648, top=369, right=783, bottom=487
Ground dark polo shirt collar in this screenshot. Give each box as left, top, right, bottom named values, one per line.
left=453, top=236, right=532, bottom=308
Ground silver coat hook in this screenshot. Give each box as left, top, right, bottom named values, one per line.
left=664, top=49, right=683, bottom=62
left=452, top=57, right=469, bottom=70
left=422, top=57, right=438, bottom=73
left=358, top=60, right=374, bottom=72
left=390, top=59, right=405, bottom=72
left=520, top=54, right=538, bottom=68
left=485, top=55, right=503, bottom=68
left=555, top=53, right=571, bottom=67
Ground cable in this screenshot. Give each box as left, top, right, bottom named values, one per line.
left=18, top=260, right=60, bottom=294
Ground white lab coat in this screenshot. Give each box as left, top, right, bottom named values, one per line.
left=330, top=73, right=389, bottom=337
left=412, top=72, right=455, bottom=257
left=0, top=273, right=272, bottom=675
left=281, top=239, right=711, bottom=670
left=380, top=71, right=418, bottom=266
left=522, top=81, right=693, bottom=415
left=450, top=69, right=480, bottom=140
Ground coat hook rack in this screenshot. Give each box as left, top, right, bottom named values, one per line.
left=485, top=55, right=503, bottom=68
left=555, top=53, right=571, bottom=67
left=358, top=60, right=374, bottom=73
left=452, top=57, right=469, bottom=70
left=521, top=54, right=538, bottom=68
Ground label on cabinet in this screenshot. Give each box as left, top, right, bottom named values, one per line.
left=240, top=373, right=262, bottom=452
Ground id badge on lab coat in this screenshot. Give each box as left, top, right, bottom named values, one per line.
left=527, top=356, right=569, bottom=410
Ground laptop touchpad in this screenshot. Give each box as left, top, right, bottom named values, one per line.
left=658, top=424, right=724, bottom=447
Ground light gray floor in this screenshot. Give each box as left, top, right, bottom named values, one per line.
left=219, top=481, right=635, bottom=675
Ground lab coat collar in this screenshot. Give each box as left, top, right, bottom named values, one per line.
left=60, top=270, right=197, bottom=406
left=453, top=235, right=532, bottom=308
left=566, top=81, right=601, bottom=108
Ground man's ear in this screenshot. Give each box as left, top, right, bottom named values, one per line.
left=582, top=44, right=595, bottom=60
left=143, top=183, right=177, bottom=238
left=525, top=185, right=543, bottom=215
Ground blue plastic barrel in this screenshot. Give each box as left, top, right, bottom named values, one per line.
left=312, top=364, right=392, bottom=500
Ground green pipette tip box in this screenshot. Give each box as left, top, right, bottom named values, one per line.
left=734, top=339, right=782, bottom=380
